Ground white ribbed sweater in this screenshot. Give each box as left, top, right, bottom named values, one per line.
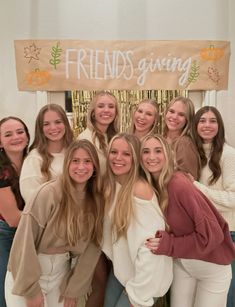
left=194, top=143, right=235, bottom=231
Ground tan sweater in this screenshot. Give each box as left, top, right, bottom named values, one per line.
left=8, top=178, right=100, bottom=299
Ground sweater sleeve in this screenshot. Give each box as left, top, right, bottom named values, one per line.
left=193, top=145, right=235, bottom=211
left=175, top=136, right=199, bottom=180
left=20, top=151, right=44, bottom=204
left=156, top=178, right=225, bottom=259
left=125, top=201, right=173, bottom=307
left=60, top=242, right=101, bottom=299
left=8, top=184, right=55, bottom=298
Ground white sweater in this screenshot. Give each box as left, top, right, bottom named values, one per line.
left=102, top=183, right=173, bottom=307
left=194, top=143, right=235, bottom=231
left=20, top=148, right=65, bottom=204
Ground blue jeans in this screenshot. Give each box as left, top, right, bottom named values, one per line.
left=0, top=220, right=16, bottom=307
left=104, top=269, right=130, bottom=307
left=227, top=231, right=235, bottom=307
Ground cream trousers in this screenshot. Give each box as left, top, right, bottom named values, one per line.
left=5, top=253, right=70, bottom=307
left=171, top=258, right=232, bottom=307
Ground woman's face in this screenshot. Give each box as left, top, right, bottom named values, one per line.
left=94, top=95, right=116, bottom=131
left=165, top=100, right=187, bottom=135
left=197, top=111, right=219, bottom=143
left=134, top=102, right=157, bottom=135
left=0, top=119, right=28, bottom=155
left=108, top=138, right=132, bottom=184
left=69, top=148, right=94, bottom=189
left=42, top=110, right=66, bottom=143
left=141, top=137, right=166, bottom=177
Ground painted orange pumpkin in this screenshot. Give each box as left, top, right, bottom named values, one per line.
left=200, top=45, right=224, bottom=61
left=26, top=68, right=51, bottom=86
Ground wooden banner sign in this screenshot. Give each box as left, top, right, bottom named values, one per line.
left=14, top=40, right=230, bottom=91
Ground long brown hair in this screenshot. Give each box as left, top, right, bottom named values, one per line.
left=30, top=104, right=74, bottom=181
left=0, top=116, right=30, bottom=209
left=193, top=106, right=225, bottom=184
left=54, top=139, right=104, bottom=246
left=87, top=91, right=120, bottom=154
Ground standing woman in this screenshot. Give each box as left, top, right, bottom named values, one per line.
left=102, top=133, right=172, bottom=307
left=129, top=99, right=159, bottom=140
left=192, top=106, right=235, bottom=307
left=163, top=96, right=199, bottom=179
left=0, top=117, right=30, bottom=307
left=141, top=134, right=235, bottom=307
left=5, top=139, right=104, bottom=307
left=20, top=103, right=73, bottom=204
left=78, top=90, right=119, bottom=175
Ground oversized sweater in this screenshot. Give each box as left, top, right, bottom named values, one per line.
left=8, top=178, right=100, bottom=299
left=102, top=182, right=173, bottom=307
left=20, top=148, right=65, bottom=204
left=194, top=143, right=235, bottom=231
left=77, top=128, right=107, bottom=175
left=172, top=135, right=199, bottom=180
left=156, top=172, right=235, bottom=264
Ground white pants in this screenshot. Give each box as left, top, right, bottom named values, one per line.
left=171, top=259, right=232, bottom=307
left=5, top=253, right=70, bottom=307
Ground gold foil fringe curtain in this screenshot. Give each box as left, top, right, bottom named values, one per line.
left=71, top=90, right=188, bottom=137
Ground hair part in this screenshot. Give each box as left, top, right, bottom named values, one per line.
left=193, top=106, right=225, bottom=184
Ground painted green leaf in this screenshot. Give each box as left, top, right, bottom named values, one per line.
left=49, top=42, right=62, bottom=69
left=188, top=60, right=200, bottom=85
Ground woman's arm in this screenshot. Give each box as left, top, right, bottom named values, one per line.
left=0, top=187, right=21, bottom=227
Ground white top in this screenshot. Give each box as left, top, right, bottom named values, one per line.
left=20, top=148, right=65, bottom=204
left=77, top=128, right=107, bottom=175
left=102, top=183, right=173, bottom=307
left=194, top=143, right=235, bottom=231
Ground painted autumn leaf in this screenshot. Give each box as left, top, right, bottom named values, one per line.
left=24, top=43, right=41, bottom=63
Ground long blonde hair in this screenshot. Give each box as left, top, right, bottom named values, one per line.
left=129, top=99, right=159, bottom=136
left=54, top=139, right=104, bottom=246
left=141, top=134, right=175, bottom=215
left=163, top=96, right=195, bottom=142
left=87, top=91, right=120, bottom=154
left=30, top=104, right=74, bottom=181
left=104, top=133, right=142, bottom=239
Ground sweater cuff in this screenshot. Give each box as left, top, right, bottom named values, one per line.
left=155, top=231, right=172, bottom=256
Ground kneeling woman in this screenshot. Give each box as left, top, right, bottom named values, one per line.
left=5, top=140, right=104, bottom=307
left=141, top=134, right=235, bottom=307
left=102, top=133, right=173, bottom=307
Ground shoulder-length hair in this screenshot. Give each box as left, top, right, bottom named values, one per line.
left=87, top=91, right=120, bottom=154
left=141, top=134, right=175, bottom=215
left=0, top=116, right=30, bottom=209
left=104, top=133, right=142, bottom=239
left=30, top=104, right=74, bottom=181
left=129, top=99, right=159, bottom=136
left=163, top=96, right=195, bottom=140
left=193, top=106, right=225, bottom=184
left=54, top=139, right=104, bottom=246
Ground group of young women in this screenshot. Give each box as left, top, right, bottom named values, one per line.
left=0, top=91, right=234, bottom=307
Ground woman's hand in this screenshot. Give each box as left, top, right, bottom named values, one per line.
left=63, top=297, right=77, bottom=307
left=26, top=291, right=44, bottom=307
left=145, top=231, right=162, bottom=254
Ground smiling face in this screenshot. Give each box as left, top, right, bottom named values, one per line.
left=197, top=110, right=219, bottom=143
left=93, top=95, right=116, bottom=132
left=141, top=137, right=166, bottom=178
left=0, top=119, right=29, bottom=155
left=134, top=102, right=157, bottom=137
left=108, top=138, right=132, bottom=184
left=69, top=148, right=94, bottom=190
left=42, top=110, right=66, bottom=144
left=165, top=100, right=187, bottom=135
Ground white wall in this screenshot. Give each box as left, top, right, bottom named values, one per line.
left=1, top=0, right=234, bottom=144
